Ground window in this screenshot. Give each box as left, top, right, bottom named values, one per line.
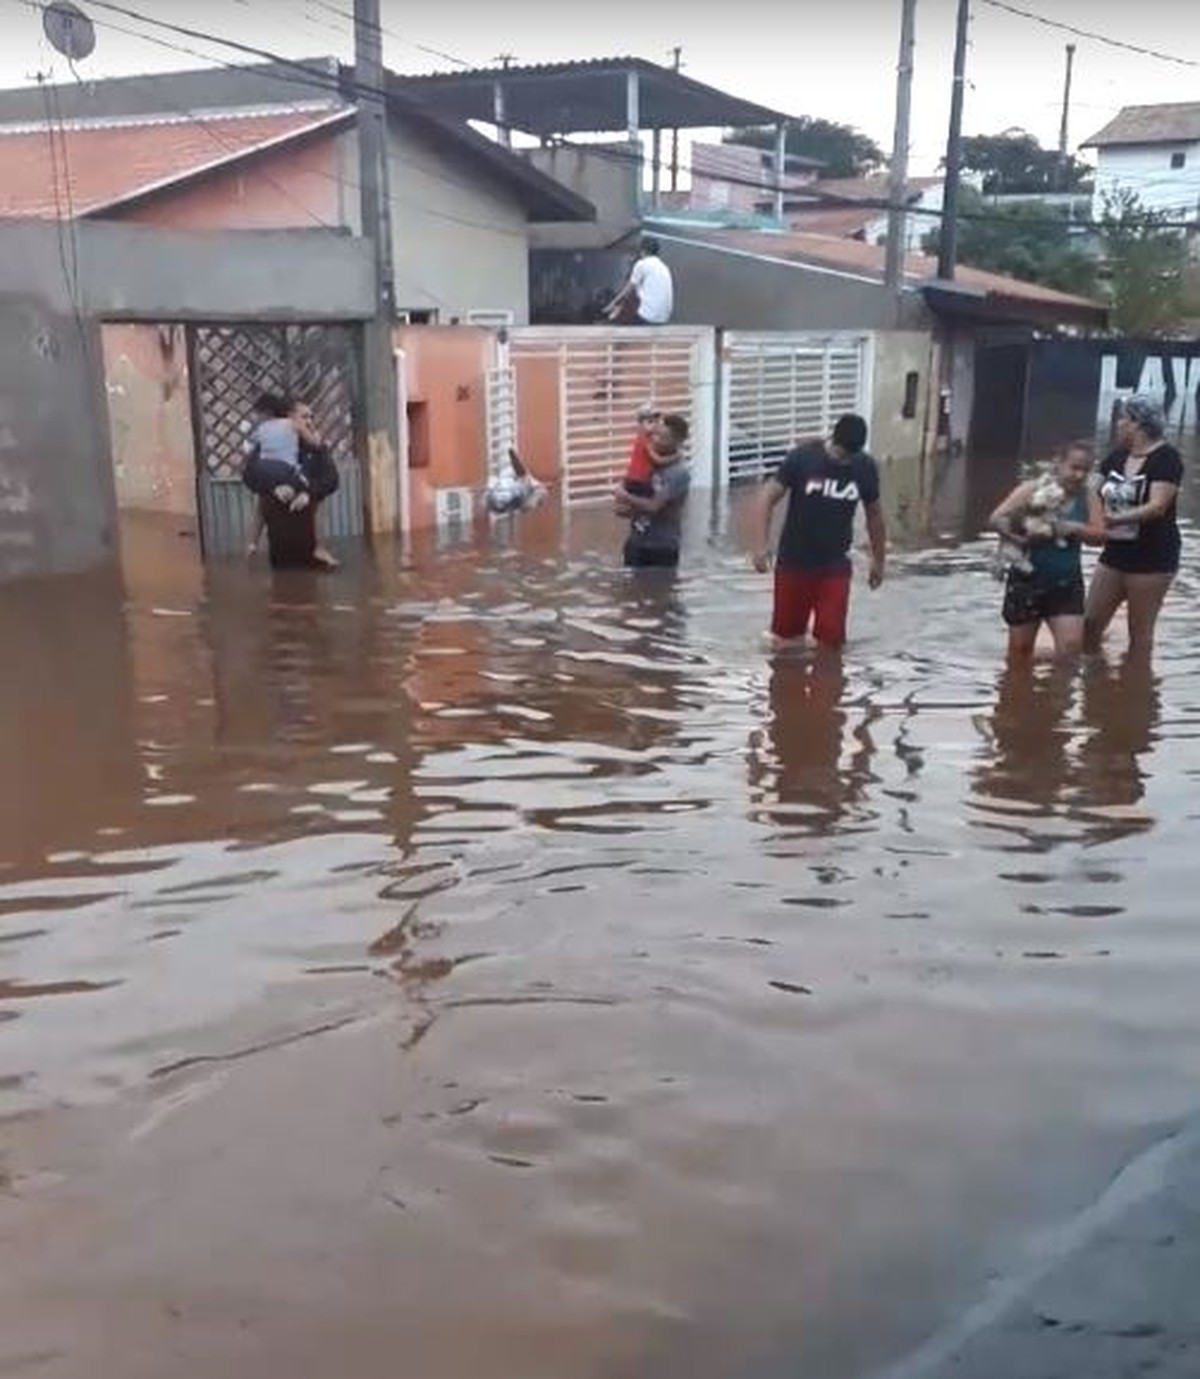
left=1171, top=151, right=1187, bottom=170
left=902, top=371, right=920, bottom=420
left=396, top=308, right=438, bottom=325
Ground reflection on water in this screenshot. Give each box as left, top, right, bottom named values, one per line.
left=1, top=495, right=1200, bottom=1379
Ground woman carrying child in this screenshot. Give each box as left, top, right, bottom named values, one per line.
left=989, top=441, right=1104, bottom=660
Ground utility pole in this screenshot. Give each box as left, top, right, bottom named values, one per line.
left=355, top=0, right=399, bottom=533
left=884, top=0, right=918, bottom=314
left=936, top=0, right=971, bottom=281
left=1057, top=42, right=1076, bottom=190
left=669, top=45, right=682, bottom=193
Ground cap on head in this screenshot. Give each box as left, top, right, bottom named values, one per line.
left=831, top=413, right=868, bottom=454
left=1120, top=394, right=1165, bottom=439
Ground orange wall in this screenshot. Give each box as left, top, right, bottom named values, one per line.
left=119, top=137, right=346, bottom=232
left=102, top=323, right=197, bottom=520
left=394, top=325, right=495, bottom=531
left=514, top=354, right=562, bottom=484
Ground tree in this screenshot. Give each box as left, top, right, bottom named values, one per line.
left=725, top=118, right=884, bottom=179
left=959, top=129, right=1092, bottom=195
left=1098, top=189, right=1187, bottom=334
left=926, top=186, right=1097, bottom=295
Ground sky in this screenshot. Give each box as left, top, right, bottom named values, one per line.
left=0, top=0, right=1198, bottom=172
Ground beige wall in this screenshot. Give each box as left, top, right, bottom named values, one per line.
left=101, top=323, right=197, bottom=519
left=385, top=120, right=531, bottom=323
left=527, top=143, right=640, bottom=250
left=869, top=331, right=937, bottom=466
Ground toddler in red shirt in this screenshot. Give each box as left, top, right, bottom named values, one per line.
left=624, top=404, right=660, bottom=498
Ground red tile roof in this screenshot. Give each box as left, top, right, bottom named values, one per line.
left=0, top=108, right=346, bottom=218
left=695, top=227, right=1102, bottom=310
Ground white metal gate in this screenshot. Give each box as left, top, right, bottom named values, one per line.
left=720, top=332, right=873, bottom=483
left=510, top=326, right=716, bottom=506
left=484, top=362, right=517, bottom=482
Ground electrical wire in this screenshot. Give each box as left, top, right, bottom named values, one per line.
left=979, top=0, right=1200, bottom=69
left=14, top=0, right=1200, bottom=240
left=307, top=0, right=472, bottom=69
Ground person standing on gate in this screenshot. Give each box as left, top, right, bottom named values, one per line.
left=752, top=413, right=886, bottom=649
left=605, top=238, right=674, bottom=326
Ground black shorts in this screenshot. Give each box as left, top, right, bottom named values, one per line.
left=1002, top=572, right=1084, bottom=627
left=624, top=541, right=679, bottom=569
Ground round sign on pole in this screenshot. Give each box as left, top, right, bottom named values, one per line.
left=42, top=1, right=97, bottom=62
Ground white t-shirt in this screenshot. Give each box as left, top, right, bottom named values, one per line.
left=630, top=254, right=673, bottom=324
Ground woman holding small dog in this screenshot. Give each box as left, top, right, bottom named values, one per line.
left=1084, top=395, right=1184, bottom=661
left=990, top=441, right=1104, bottom=660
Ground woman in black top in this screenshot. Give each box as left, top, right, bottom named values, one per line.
left=1084, top=395, right=1184, bottom=659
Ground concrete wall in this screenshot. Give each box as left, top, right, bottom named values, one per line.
left=527, top=143, right=640, bottom=250
left=869, top=330, right=937, bottom=465
left=656, top=235, right=917, bottom=331
left=385, top=121, right=530, bottom=323
left=394, top=325, right=496, bottom=530
left=101, top=323, right=197, bottom=519
left=0, top=294, right=116, bottom=582
left=0, top=219, right=373, bottom=322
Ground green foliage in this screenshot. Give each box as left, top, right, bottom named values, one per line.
left=1098, top=189, right=1187, bottom=335
left=959, top=130, right=1092, bottom=195
left=926, top=187, right=1097, bottom=295
left=725, top=118, right=885, bottom=180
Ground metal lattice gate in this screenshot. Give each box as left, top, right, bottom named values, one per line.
left=720, top=333, right=873, bottom=483
left=187, top=323, right=364, bottom=556
left=510, top=326, right=717, bottom=506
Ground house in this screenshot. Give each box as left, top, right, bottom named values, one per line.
left=785, top=176, right=945, bottom=254
left=0, top=57, right=593, bottom=323
left=1082, top=103, right=1200, bottom=223
left=687, top=141, right=822, bottom=216
left=0, top=58, right=594, bottom=555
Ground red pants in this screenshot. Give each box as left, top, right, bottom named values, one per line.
left=772, top=567, right=852, bottom=646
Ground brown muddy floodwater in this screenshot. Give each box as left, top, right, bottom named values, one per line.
left=2, top=470, right=1200, bottom=1379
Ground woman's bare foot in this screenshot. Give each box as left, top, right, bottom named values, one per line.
left=314, top=546, right=339, bottom=570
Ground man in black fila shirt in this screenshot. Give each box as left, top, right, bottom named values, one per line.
left=753, top=414, right=887, bottom=648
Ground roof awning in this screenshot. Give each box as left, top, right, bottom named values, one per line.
left=921, top=281, right=1106, bottom=330
left=395, top=58, right=797, bottom=136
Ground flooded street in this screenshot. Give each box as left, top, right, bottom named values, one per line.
left=3, top=468, right=1200, bottom=1379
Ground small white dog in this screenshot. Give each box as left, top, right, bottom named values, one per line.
left=993, top=469, right=1067, bottom=578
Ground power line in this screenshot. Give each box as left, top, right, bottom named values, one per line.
left=5, top=0, right=525, bottom=248
left=307, top=0, right=472, bottom=69
left=14, top=0, right=1200, bottom=240
left=979, top=0, right=1200, bottom=69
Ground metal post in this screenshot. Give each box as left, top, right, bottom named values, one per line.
left=1057, top=43, right=1076, bottom=189
left=626, top=67, right=642, bottom=212
left=493, top=80, right=511, bottom=147
left=936, top=0, right=971, bottom=282
left=773, top=121, right=788, bottom=223
left=885, top=0, right=917, bottom=312
left=651, top=127, right=662, bottom=207
left=669, top=46, right=682, bottom=193
left=625, top=66, right=640, bottom=142
left=355, top=0, right=399, bottom=533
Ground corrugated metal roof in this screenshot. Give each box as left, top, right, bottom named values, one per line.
left=1082, top=103, right=1200, bottom=148
left=395, top=56, right=800, bottom=133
